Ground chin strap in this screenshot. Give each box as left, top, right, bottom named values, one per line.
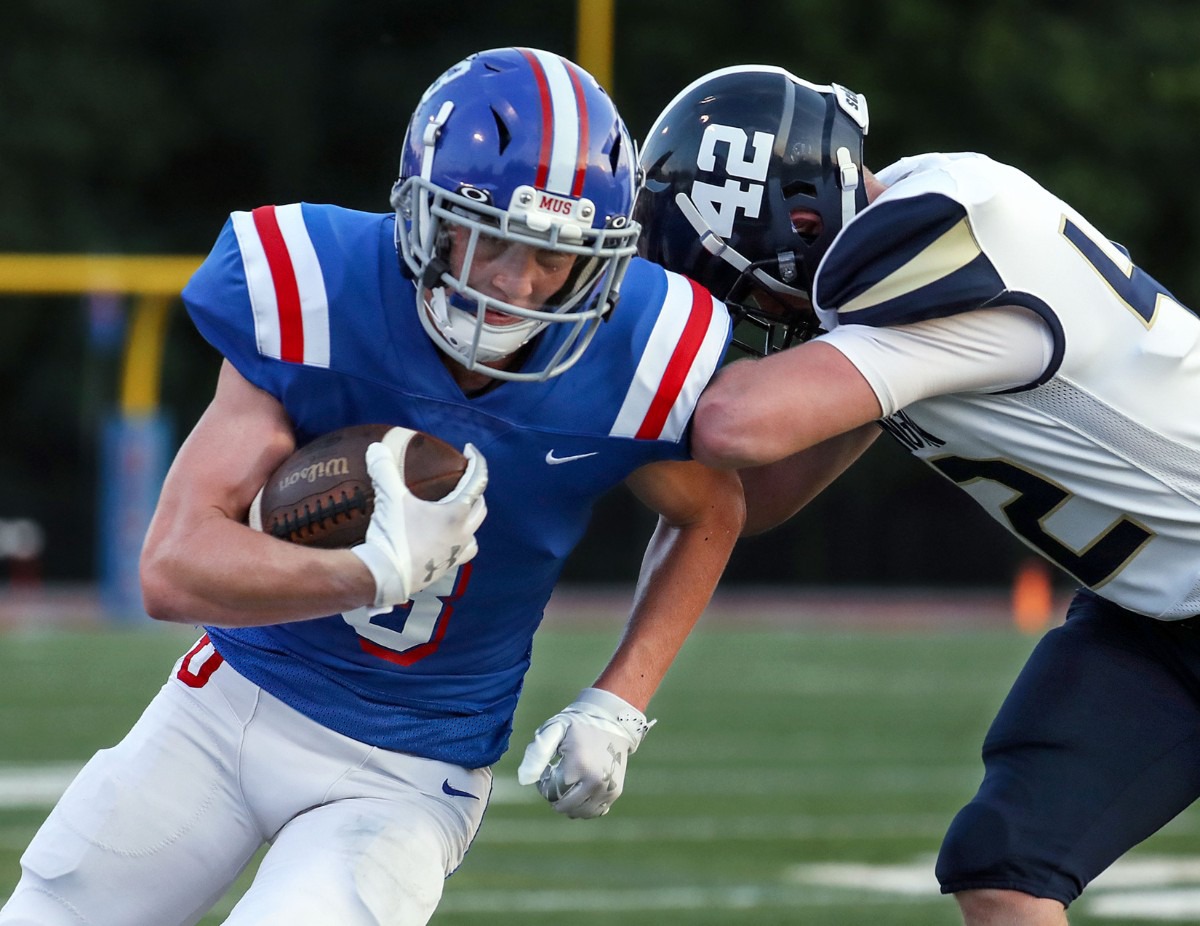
left=835, top=146, right=860, bottom=228
left=416, top=101, right=455, bottom=256
left=424, top=286, right=543, bottom=366
left=673, top=192, right=810, bottom=302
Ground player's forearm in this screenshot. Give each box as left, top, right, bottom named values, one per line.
left=692, top=342, right=882, bottom=468
left=740, top=424, right=879, bottom=535
left=140, top=509, right=375, bottom=626
left=593, top=509, right=741, bottom=711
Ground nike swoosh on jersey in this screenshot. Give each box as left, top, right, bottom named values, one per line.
left=441, top=778, right=479, bottom=800
left=545, top=450, right=599, bottom=465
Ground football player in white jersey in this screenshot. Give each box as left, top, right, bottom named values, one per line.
left=0, top=50, right=742, bottom=926
left=636, top=64, right=1200, bottom=926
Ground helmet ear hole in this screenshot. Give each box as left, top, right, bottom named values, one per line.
left=789, top=209, right=823, bottom=242
left=609, top=131, right=624, bottom=175
left=490, top=108, right=512, bottom=154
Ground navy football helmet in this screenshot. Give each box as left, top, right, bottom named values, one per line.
left=391, top=47, right=640, bottom=381
left=634, top=65, right=869, bottom=354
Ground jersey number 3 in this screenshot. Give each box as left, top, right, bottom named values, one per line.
left=342, top=564, right=471, bottom=666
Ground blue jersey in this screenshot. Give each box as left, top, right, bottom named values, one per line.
left=181, top=202, right=731, bottom=768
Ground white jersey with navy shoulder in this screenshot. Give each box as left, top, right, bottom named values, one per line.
left=812, top=152, right=1200, bottom=620
left=181, top=203, right=731, bottom=767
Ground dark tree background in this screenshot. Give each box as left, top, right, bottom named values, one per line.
left=3, top=0, right=1198, bottom=588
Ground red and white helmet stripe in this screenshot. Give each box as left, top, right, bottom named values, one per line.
left=518, top=48, right=591, bottom=198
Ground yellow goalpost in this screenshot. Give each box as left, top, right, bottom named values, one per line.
left=0, top=254, right=203, bottom=617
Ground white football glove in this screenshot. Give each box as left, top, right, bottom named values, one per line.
left=350, top=427, right=488, bottom=612
left=517, top=687, right=656, bottom=819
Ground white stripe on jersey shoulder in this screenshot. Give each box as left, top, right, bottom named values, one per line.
left=274, top=204, right=331, bottom=367
left=230, top=209, right=278, bottom=360
left=230, top=204, right=331, bottom=368
left=526, top=49, right=581, bottom=196
left=610, top=270, right=729, bottom=443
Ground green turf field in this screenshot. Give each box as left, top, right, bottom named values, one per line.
left=2, top=617, right=1198, bottom=924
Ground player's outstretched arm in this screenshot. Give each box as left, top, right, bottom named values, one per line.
left=691, top=340, right=882, bottom=469
left=518, top=459, right=743, bottom=818
left=738, top=424, right=879, bottom=535
left=140, top=361, right=486, bottom=627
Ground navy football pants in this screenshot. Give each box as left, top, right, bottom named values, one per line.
left=936, top=589, right=1200, bottom=905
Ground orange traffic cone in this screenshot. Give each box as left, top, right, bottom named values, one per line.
left=1012, top=558, right=1054, bottom=633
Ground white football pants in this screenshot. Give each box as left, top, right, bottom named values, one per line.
left=0, top=637, right=491, bottom=925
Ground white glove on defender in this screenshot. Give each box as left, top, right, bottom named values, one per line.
left=351, top=427, right=488, bottom=612
left=517, top=687, right=655, bottom=819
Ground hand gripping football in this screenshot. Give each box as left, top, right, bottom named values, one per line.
left=250, top=424, right=468, bottom=548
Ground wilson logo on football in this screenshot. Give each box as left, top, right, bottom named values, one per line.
left=277, top=456, right=351, bottom=490
left=253, top=423, right=466, bottom=549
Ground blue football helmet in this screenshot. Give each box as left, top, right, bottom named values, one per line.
left=634, top=65, right=869, bottom=354
left=391, top=47, right=640, bottom=381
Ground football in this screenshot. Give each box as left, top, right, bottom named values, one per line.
left=251, top=423, right=468, bottom=548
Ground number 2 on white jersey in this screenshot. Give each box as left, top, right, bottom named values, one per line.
left=930, top=456, right=1153, bottom=588
left=342, top=564, right=471, bottom=666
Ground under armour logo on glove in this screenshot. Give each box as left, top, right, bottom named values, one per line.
left=601, top=744, right=622, bottom=792
left=516, top=687, right=656, bottom=819
left=351, top=434, right=487, bottom=611
left=423, top=545, right=463, bottom=584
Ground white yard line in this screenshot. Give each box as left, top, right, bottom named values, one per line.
left=1090, top=889, right=1200, bottom=920
left=4, top=765, right=1200, bottom=920
left=787, top=856, right=1200, bottom=921
left=0, top=763, right=81, bottom=807
left=438, top=884, right=925, bottom=914
left=477, top=813, right=950, bottom=843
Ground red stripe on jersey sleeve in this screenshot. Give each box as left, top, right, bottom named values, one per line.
left=565, top=63, right=589, bottom=198
left=252, top=205, right=305, bottom=363
left=520, top=49, right=554, bottom=191
left=635, top=277, right=714, bottom=440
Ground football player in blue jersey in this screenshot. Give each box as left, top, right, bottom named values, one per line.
left=636, top=65, right=1200, bottom=926
left=0, top=49, right=742, bottom=926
